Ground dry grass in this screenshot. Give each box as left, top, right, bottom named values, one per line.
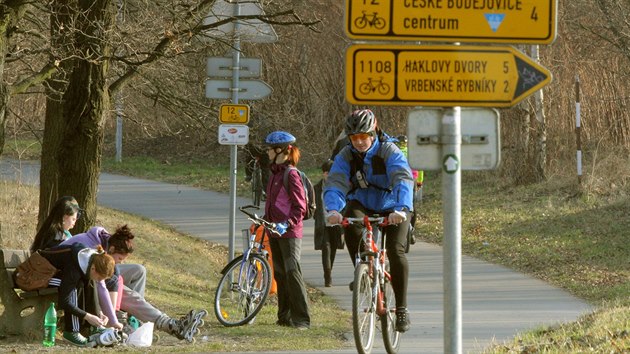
left=0, top=181, right=350, bottom=352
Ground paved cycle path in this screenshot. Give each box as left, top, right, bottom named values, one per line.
left=1, top=159, right=592, bottom=353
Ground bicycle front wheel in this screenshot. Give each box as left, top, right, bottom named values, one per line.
left=381, top=276, right=401, bottom=354
left=214, top=253, right=271, bottom=326
left=352, top=263, right=376, bottom=354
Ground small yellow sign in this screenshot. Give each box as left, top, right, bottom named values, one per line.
left=345, top=0, right=557, bottom=44
left=345, top=44, right=552, bottom=107
left=219, top=104, right=250, bottom=124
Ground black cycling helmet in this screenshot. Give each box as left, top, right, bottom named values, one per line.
left=345, top=109, right=376, bottom=136
left=265, top=131, right=296, bottom=149
left=397, top=135, right=408, bottom=144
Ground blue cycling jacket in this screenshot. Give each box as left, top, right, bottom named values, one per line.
left=323, top=138, right=414, bottom=213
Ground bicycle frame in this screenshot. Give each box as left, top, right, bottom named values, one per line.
left=214, top=205, right=277, bottom=327
left=343, top=215, right=400, bottom=354
left=344, top=216, right=390, bottom=316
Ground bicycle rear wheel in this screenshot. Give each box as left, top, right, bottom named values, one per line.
left=381, top=276, right=401, bottom=353
left=214, top=253, right=271, bottom=326
left=352, top=263, right=376, bottom=354
left=252, top=166, right=263, bottom=206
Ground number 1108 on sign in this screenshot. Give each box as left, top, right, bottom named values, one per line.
left=349, top=51, right=396, bottom=100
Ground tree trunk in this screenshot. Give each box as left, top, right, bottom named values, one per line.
left=0, top=2, right=29, bottom=156
left=39, top=0, right=75, bottom=227
left=533, top=84, right=547, bottom=182
left=39, top=0, right=113, bottom=231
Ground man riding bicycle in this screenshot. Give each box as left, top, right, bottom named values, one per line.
left=324, top=109, right=414, bottom=333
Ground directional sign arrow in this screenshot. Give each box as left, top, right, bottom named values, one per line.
left=345, top=0, right=557, bottom=44
left=443, top=155, right=460, bottom=174
left=205, top=79, right=272, bottom=100
left=345, top=44, right=552, bottom=108
left=207, top=57, right=262, bottom=78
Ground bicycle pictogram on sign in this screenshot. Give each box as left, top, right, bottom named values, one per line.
left=359, top=76, right=391, bottom=96
left=354, top=11, right=386, bottom=30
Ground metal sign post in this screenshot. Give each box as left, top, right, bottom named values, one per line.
left=227, top=20, right=242, bottom=264
left=441, top=108, right=462, bottom=354
left=204, top=1, right=276, bottom=263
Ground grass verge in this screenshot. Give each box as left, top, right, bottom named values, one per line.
left=108, top=157, right=630, bottom=353
left=0, top=181, right=350, bottom=352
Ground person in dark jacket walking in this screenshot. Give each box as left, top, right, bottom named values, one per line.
left=263, top=131, right=311, bottom=330
left=314, top=160, right=344, bottom=287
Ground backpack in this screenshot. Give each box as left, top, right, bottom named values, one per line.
left=283, top=167, right=316, bottom=220
left=348, top=130, right=397, bottom=194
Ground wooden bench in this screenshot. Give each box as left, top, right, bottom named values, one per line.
left=0, top=249, right=58, bottom=337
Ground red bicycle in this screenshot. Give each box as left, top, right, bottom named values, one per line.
left=342, top=216, right=401, bottom=354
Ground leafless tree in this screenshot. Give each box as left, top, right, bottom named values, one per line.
left=36, top=0, right=321, bottom=230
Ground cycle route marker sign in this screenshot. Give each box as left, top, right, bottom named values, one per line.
left=345, top=0, right=557, bottom=44
left=219, top=104, right=250, bottom=124
left=345, top=44, right=551, bottom=107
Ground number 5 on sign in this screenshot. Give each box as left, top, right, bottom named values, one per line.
left=219, top=104, right=250, bottom=124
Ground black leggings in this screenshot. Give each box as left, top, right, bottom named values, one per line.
left=343, top=200, right=410, bottom=309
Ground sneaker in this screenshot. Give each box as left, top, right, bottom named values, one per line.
left=171, top=309, right=208, bottom=343
left=63, top=331, right=88, bottom=346
left=87, top=327, right=122, bottom=347
left=395, top=308, right=411, bottom=333
left=348, top=281, right=354, bottom=291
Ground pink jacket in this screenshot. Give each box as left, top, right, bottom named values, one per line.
left=264, top=163, right=306, bottom=238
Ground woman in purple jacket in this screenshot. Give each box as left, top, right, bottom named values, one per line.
left=263, top=131, right=311, bottom=329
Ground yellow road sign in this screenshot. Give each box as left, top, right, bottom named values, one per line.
left=219, top=104, right=250, bottom=124
left=345, top=0, right=557, bottom=44
left=345, top=44, right=551, bottom=107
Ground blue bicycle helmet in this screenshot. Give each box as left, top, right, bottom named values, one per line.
left=265, top=131, right=296, bottom=148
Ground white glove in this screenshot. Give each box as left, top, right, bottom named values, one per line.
left=388, top=210, right=407, bottom=224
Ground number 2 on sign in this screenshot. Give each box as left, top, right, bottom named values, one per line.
left=363, top=0, right=380, bottom=4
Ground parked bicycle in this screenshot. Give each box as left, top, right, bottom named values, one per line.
left=214, top=205, right=278, bottom=327
left=342, top=216, right=401, bottom=354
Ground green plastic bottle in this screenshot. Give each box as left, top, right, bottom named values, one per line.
left=43, top=302, right=56, bottom=347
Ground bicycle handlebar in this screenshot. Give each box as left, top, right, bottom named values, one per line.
left=341, top=216, right=389, bottom=228
left=239, top=205, right=280, bottom=236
